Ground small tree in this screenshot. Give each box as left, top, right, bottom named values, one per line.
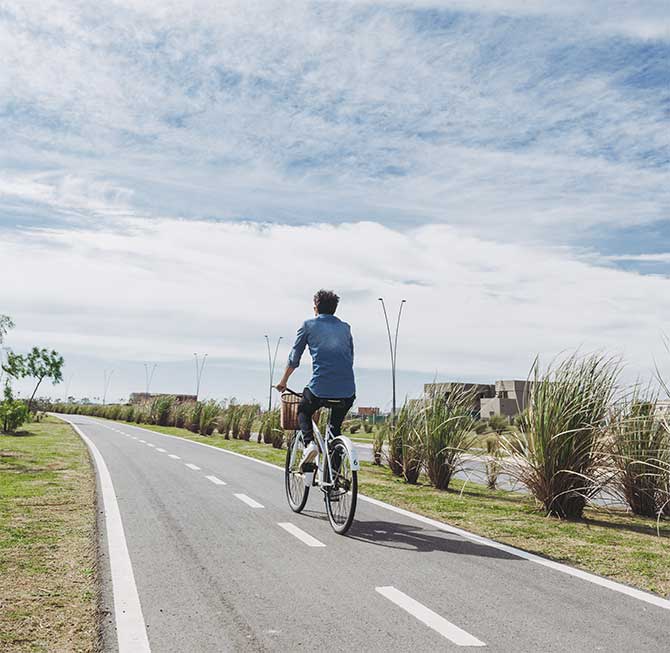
left=2, top=347, right=65, bottom=412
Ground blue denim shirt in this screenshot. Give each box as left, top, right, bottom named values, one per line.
left=287, top=314, right=356, bottom=398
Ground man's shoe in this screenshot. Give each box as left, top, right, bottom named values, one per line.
left=299, top=442, right=319, bottom=471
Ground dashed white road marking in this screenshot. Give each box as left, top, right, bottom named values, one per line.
left=205, top=475, right=226, bottom=485
left=278, top=522, right=326, bottom=547
left=376, top=587, right=485, bottom=647
left=168, top=454, right=181, bottom=460
left=156, top=448, right=167, bottom=453
left=138, top=439, right=146, bottom=443
left=146, top=443, right=155, bottom=448
left=184, top=463, right=201, bottom=470
left=234, top=493, right=264, bottom=508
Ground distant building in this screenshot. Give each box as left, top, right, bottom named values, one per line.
left=129, top=392, right=197, bottom=405
left=480, top=380, right=531, bottom=420
left=356, top=406, right=380, bottom=417
left=424, top=380, right=531, bottom=420
left=424, top=382, right=495, bottom=412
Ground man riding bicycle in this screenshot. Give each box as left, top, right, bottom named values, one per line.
left=275, top=289, right=355, bottom=470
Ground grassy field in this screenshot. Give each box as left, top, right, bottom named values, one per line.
left=135, top=422, right=670, bottom=598
left=0, top=417, right=98, bottom=653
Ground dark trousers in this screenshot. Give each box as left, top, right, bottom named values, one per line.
left=298, top=387, right=355, bottom=445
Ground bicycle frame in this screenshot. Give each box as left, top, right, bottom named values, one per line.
left=292, top=417, right=360, bottom=491
left=305, top=418, right=334, bottom=490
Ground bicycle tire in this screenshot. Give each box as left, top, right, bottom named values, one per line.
left=285, top=432, right=309, bottom=513
left=325, top=439, right=357, bottom=534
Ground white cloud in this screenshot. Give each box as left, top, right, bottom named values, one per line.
left=2, top=217, right=669, bottom=402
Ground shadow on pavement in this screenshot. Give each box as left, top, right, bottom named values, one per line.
left=346, top=519, right=521, bottom=559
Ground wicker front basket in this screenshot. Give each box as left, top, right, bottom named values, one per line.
left=280, top=392, right=301, bottom=430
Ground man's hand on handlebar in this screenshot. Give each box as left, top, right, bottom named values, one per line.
left=274, top=382, right=287, bottom=393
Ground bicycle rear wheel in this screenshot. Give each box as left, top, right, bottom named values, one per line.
left=325, top=439, right=357, bottom=534
left=285, top=432, right=309, bottom=512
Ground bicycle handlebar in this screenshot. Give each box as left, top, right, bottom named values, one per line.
left=273, top=385, right=302, bottom=397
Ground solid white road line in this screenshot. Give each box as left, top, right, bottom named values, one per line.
left=168, top=454, right=181, bottom=460
left=184, top=463, right=201, bottom=471
left=205, top=475, right=226, bottom=485
left=61, top=419, right=151, bottom=653
left=376, top=586, right=485, bottom=647
left=72, top=416, right=670, bottom=612
left=278, top=522, right=326, bottom=547
left=156, top=448, right=167, bottom=453
left=234, top=493, right=264, bottom=508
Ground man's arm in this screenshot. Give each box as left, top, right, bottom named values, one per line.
left=275, top=365, right=295, bottom=393
left=275, top=322, right=307, bottom=392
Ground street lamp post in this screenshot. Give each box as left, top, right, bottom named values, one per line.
left=102, top=369, right=114, bottom=405
left=193, top=353, right=207, bottom=401
left=264, top=335, right=282, bottom=411
left=378, top=298, right=406, bottom=423
left=144, top=362, right=157, bottom=395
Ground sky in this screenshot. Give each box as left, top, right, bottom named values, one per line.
left=1, top=1, right=669, bottom=408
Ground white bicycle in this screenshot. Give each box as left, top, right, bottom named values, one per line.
left=283, top=390, right=360, bottom=534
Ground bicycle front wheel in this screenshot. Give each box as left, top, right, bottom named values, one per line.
left=325, top=439, right=357, bottom=534
left=285, top=432, right=309, bottom=512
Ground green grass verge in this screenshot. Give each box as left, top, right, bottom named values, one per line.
left=113, top=420, right=670, bottom=598
left=0, top=417, right=98, bottom=652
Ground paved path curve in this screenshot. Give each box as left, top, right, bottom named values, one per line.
left=60, top=415, right=669, bottom=652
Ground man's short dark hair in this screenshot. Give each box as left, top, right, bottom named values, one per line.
left=314, top=289, right=340, bottom=315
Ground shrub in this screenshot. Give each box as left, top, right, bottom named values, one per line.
left=239, top=405, right=259, bottom=441
left=186, top=402, right=203, bottom=433
left=106, top=404, right=122, bottom=420
left=0, top=385, right=30, bottom=433
left=485, top=436, right=502, bottom=489
left=171, top=403, right=188, bottom=429
left=487, top=414, right=511, bottom=435
left=363, top=422, right=373, bottom=434
left=198, top=400, right=221, bottom=435
left=151, top=396, right=174, bottom=426
left=349, top=422, right=361, bottom=434
left=503, top=353, right=619, bottom=519
left=611, top=393, right=669, bottom=517
left=385, top=419, right=404, bottom=476
left=420, top=386, right=477, bottom=490
left=134, top=403, right=150, bottom=424
left=373, top=424, right=385, bottom=465
left=388, top=402, right=423, bottom=483
left=217, top=405, right=232, bottom=439
left=229, top=404, right=242, bottom=439
left=260, top=408, right=284, bottom=448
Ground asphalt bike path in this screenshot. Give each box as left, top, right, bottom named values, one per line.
left=60, top=415, right=669, bottom=652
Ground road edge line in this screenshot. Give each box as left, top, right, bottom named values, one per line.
left=57, top=417, right=151, bottom=652
left=71, top=415, right=670, bottom=612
